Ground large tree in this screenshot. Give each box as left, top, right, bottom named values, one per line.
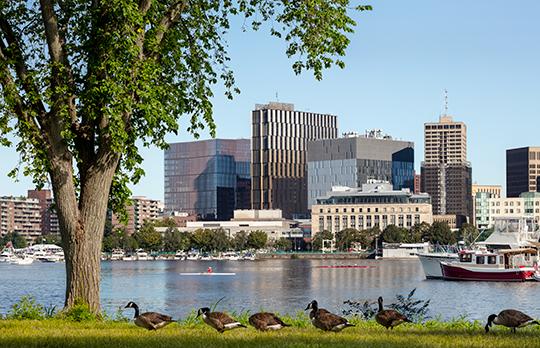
left=0, top=1, right=370, bottom=313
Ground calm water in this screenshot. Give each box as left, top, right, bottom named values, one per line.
left=1, top=259, right=539, bottom=321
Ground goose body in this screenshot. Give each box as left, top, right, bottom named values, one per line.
left=197, top=307, right=247, bottom=333
left=249, top=312, right=291, bottom=331
left=375, top=297, right=411, bottom=330
left=486, top=309, right=540, bottom=333
left=305, top=300, right=354, bottom=332
left=124, top=302, right=175, bottom=330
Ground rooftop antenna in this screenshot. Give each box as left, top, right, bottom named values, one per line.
left=444, top=89, right=448, bottom=115
left=275, top=91, right=279, bottom=102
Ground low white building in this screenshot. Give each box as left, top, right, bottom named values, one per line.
left=382, top=242, right=430, bottom=259
left=180, top=209, right=304, bottom=240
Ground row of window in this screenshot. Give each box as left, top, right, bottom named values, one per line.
left=318, top=214, right=423, bottom=231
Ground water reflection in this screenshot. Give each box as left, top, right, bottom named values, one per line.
left=1, top=259, right=539, bottom=321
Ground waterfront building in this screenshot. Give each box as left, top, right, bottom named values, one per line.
left=27, top=189, right=59, bottom=235
left=110, top=196, right=163, bottom=235
left=485, top=192, right=540, bottom=227
left=506, top=146, right=540, bottom=197
left=251, top=102, right=338, bottom=218
left=421, top=114, right=472, bottom=225
left=307, top=130, right=414, bottom=208
left=179, top=209, right=304, bottom=241
left=0, top=196, right=42, bottom=243
left=310, top=181, right=432, bottom=235
left=164, top=138, right=251, bottom=220
left=471, top=185, right=502, bottom=229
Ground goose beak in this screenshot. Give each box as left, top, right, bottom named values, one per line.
left=304, top=305, right=310, bottom=311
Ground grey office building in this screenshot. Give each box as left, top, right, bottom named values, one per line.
left=251, top=102, right=338, bottom=218
left=307, top=132, right=415, bottom=208
left=164, top=139, right=250, bottom=221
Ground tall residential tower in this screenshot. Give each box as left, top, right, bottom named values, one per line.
left=421, top=114, right=472, bottom=224
left=251, top=102, right=337, bottom=218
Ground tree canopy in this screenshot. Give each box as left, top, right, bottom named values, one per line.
left=0, top=0, right=370, bottom=313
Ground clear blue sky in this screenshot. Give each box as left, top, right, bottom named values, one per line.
left=1, top=0, right=539, bottom=199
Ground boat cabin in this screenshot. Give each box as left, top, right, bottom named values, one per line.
left=458, top=248, right=538, bottom=269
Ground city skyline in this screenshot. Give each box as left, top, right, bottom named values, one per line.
left=1, top=1, right=539, bottom=198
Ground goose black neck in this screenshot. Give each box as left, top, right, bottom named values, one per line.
left=378, top=298, right=383, bottom=312
left=133, top=304, right=140, bottom=318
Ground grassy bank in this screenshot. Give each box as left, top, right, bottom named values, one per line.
left=2, top=318, right=540, bottom=348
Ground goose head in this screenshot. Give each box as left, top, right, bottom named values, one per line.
left=485, top=314, right=497, bottom=333
left=305, top=300, right=318, bottom=311
left=197, top=307, right=211, bottom=318
left=378, top=296, right=384, bottom=310
left=124, top=301, right=138, bottom=310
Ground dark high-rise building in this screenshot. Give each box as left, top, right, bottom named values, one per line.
left=307, top=131, right=414, bottom=207
left=251, top=102, right=338, bottom=218
left=421, top=114, right=472, bottom=224
left=506, top=147, right=540, bottom=197
left=164, top=139, right=250, bottom=221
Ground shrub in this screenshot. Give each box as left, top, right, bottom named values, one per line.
left=7, top=296, right=45, bottom=320
left=342, top=288, right=430, bottom=322
left=60, top=299, right=98, bottom=322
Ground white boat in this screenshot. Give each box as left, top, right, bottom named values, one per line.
left=110, top=249, right=125, bottom=261
left=186, top=253, right=200, bottom=261
left=222, top=252, right=240, bottom=261
left=200, top=254, right=212, bottom=261
left=122, top=255, right=135, bottom=261
left=417, top=251, right=459, bottom=279
left=135, top=249, right=150, bottom=261
left=10, top=255, right=34, bottom=265
left=0, top=248, right=16, bottom=263
left=41, top=252, right=64, bottom=263
left=174, top=251, right=187, bottom=260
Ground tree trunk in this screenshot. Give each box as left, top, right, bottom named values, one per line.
left=49, top=149, right=119, bottom=314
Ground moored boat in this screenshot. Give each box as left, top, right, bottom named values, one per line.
left=440, top=248, right=538, bottom=282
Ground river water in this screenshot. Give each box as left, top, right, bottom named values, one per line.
left=1, top=259, right=538, bottom=321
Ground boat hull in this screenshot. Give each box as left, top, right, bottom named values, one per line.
left=440, top=262, right=535, bottom=282
left=417, top=253, right=458, bottom=279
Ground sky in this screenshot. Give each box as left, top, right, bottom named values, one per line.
left=1, top=0, right=539, bottom=199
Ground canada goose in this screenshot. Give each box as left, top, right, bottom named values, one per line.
left=197, top=307, right=247, bottom=333
left=305, top=300, right=354, bottom=332
left=124, top=301, right=175, bottom=330
left=375, top=297, right=411, bottom=330
left=485, top=309, right=540, bottom=333
left=249, top=312, right=291, bottom=331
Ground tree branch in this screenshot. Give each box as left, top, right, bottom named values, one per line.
left=0, top=41, right=44, bottom=143
left=39, top=0, right=64, bottom=63
left=139, top=0, right=152, bottom=14
left=39, top=0, right=77, bottom=125
left=0, top=18, right=47, bottom=117
left=154, top=0, right=189, bottom=47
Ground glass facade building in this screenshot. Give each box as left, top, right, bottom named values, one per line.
left=164, top=139, right=250, bottom=221
left=307, top=135, right=414, bottom=208
left=506, top=147, right=540, bottom=197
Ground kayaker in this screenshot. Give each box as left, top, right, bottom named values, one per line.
left=207, top=266, right=213, bottom=273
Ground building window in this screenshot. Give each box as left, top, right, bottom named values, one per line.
left=334, top=216, right=340, bottom=232
left=350, top=216, right=356, bottom=229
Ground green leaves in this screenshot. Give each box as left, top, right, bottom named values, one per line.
left=0, top=1, right=369, bottom=215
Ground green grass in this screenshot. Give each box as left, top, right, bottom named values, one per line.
left=2, top=318, right=540, bottom=348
